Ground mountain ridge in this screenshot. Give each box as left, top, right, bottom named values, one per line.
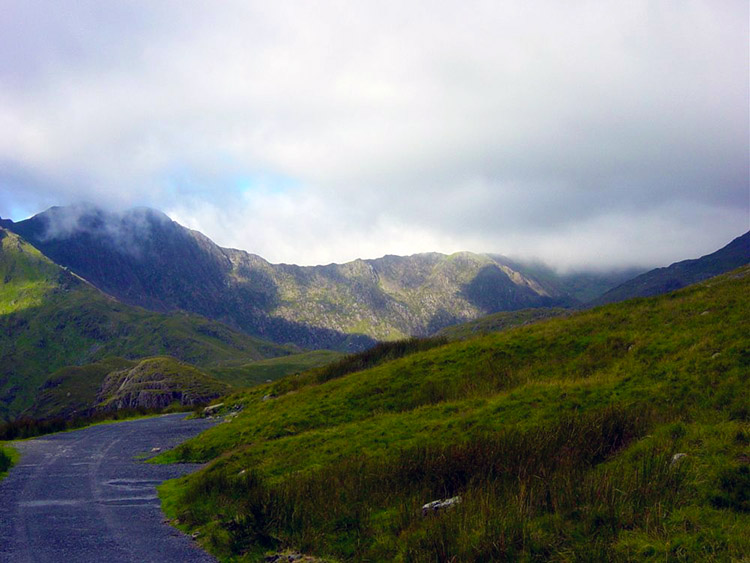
left=4, top=205, right=580, bottom=347
left=6, top=205, right=745, bottom=350
left=592, top=230, right=750, bottom=305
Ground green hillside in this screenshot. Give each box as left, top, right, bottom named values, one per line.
left=0, top=227, right=294, bottom=418
left=207, top=350, right=344, bottom=388
left=0, top=228, right=61, bottom=315
left=436, top=307, right=568, bottom=340
left=157, top=267, right=749, bottom=561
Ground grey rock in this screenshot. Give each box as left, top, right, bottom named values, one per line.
left=671, top=453, right=687, bottom=465
left=422, top=495, right=461, bottom=516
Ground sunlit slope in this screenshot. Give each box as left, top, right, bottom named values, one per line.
left=0, top=228, right=61, bottom=314
left=158, top=267, right=749, bottom=561
left=0, top=228, right=294, bottom=418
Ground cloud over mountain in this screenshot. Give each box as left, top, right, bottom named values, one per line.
left=1, top=1, right=747, bottom=269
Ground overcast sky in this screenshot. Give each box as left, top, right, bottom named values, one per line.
left=0, top=1, right=747, bottom=270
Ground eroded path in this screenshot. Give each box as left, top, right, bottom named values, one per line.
left=0, top=413, right=217, bottom=562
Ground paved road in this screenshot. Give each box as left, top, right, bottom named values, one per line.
left=0, top=414, right=218, bottom=562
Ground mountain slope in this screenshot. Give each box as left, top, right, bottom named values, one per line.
left=593, top=231, right=749, bottom=305
left=5, top=205, right=576, bottom=348
left=157, top=266, right=750, bottom=561
left=0, top=227, right=293, bottom=418
left=5, top=205, right=375, bottom=350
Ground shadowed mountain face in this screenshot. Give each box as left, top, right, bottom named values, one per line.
left=592, top=231, right=750, bottom=306
left=4, top=205, right=581, bottom=347
left=7, top=206, right=374, bottom=351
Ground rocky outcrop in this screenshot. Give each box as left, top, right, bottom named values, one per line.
left=96, top=357, right=230, bottom=411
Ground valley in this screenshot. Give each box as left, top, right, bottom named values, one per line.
left=0, top=209, right=747, bottom=562
left=2, top=5, right=747, bottom=561
left=3, top=206, right=623, bottom=347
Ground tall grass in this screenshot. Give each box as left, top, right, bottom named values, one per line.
left=313, top=336, right=449, bottom=383
left=171, top=405, right=672, bottom=561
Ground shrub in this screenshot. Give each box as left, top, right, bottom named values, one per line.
left=0, top=447, right=11, bottom=473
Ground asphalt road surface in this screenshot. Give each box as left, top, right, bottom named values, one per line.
left=0, top=413, right=219, bottom=562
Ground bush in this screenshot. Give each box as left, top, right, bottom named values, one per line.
left=0, top=447, right=11, bottom=473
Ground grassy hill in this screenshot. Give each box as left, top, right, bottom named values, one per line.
left=436, top=307, right=568, bottom=340
left=26, top=356, right=233, bottom=420
left=206, top=350, right=344, bottom=388
left=0, top=227, right=295, bottom=418
left=0, top=228, right=61, bottom=315
left=156, top=267, right=749, bottom=561
left=26, top=357, right=136, bottom=419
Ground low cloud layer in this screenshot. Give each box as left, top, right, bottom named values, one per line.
left=1, top=1, right=747, bottom=270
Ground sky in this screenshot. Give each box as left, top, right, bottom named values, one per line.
left=0, top=1, right=748, bottom=270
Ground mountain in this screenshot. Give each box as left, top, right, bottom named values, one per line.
left=0, top=226, right=293, bottom=418
left=593, top=231, right=750, bottom=305
left=4, top=205, right=374, bottom=351
left=156, top=266, right=750, bottom=561
left=4, top=205, right=582, bottom=348
left=501, top=258, right=646, bottom=303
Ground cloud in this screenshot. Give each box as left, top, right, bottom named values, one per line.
left=1, top=0, right=747, bottom=270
